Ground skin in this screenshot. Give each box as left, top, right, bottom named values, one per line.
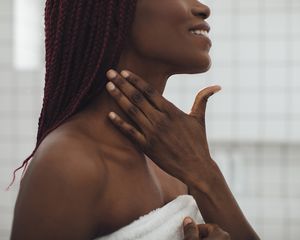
left=183, top=217, right=231, bottom=240
left=11, top=0, right=255, bottom=239
left=104, top=69, right=258, bottom=240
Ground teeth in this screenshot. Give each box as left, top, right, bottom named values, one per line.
left=190, top=29, right=208, bottom=37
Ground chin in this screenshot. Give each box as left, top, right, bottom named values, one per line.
left=170, top=53, right=211, bottom=75
left=198, top=61, right=211, bottom=73
left=186, top=55, right=212, bottom=74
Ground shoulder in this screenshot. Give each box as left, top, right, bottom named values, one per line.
left=12, top=129, right=108, bottom=240
left=25, top=128, right=106, bottom=191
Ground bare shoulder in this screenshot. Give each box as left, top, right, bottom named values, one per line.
left=11, top=128, right=108, bottom=240
left=43, top=126, right=103, bottom=168
left=22, top=127, right=107, bottom=193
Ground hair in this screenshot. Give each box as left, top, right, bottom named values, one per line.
left=7, top=0, right=138, bottom=189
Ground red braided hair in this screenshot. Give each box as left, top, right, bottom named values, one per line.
left=7, top=0, right=137, bottom=189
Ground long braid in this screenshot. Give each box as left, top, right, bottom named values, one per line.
left=111, top=0, right=127, bottom=63
left=7, top=0, right=138, bottom=189
left=44, top=2, right=71, bottom=122
left=51, top=1, right=79, bottom=118
left=62, top=2, right=93, bottom=103
left=68, top=0, right=116, bottom=111
left=39, top=0, right=59, bottom=137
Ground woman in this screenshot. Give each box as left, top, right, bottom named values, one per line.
left=10, top=0, right=259, bottom=239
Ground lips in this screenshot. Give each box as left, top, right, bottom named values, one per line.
left=190, top=29, right=209, bottom=38
left=188, top=22, right=210, bottom=33
left=188, top=22, right=211, bottom=47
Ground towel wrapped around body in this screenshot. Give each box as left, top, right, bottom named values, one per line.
left=95, top=194, right=203, bottom=240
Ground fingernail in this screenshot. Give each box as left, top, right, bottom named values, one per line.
left=183, top=217, right=192, bottom=226
left=108, top=112, right=116, bottom=120
left=106, top=82, right=115, bottom=91
left=107, top=69, right=117, bottom=79
left=214, top=86, right=222, bottom=93
left=121, top=70, right=129, bottom=78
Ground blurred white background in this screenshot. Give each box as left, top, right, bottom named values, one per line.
left=0, top=0, right=300, bottom=239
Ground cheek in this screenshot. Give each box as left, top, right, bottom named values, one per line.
left=130, top=0, right=189, bottom=58
left=130, top=0, right=211, bottom=72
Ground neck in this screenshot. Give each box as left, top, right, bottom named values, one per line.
left=77, top=49, right=172, bottom=151
left=115, top=47, right=171, bottom=94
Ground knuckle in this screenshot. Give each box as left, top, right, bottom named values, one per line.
left=131, top=91, right=144, bottom=104
left=144, top=86, right=156, bottom=97
left=114, top=76, right=126, bottom=86
left=128, top=127, right=136, bottom=136
left=128, top=76, right=138, bottom=84
left=127, top=106, right=139, bottom=115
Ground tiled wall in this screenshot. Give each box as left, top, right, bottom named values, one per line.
left=0, top=1, right=43, bottom=239
left=163, top=0, right=300, bottom=238
left=165, top=0, right=300, bottom=143
left=0, top=0, right=299, bottom=239
left=209, top=143, right=300, bottom=239
left=0, top=1, right=14, bottom=238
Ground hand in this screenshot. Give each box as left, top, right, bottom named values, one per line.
left=183, top=217, right=231, bottom=240
left=105, top=69, right=221, bottom=184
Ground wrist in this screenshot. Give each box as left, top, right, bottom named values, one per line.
left=186, top=160, right=235, bottom=211
left=184, top=158, right=225, bottom=195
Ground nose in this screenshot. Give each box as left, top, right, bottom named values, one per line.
left=191, top=3, right=211, bottom=20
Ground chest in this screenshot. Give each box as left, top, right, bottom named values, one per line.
left=94, top=159, right=187, bottom=237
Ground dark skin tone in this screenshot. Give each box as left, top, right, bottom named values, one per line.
left=104, top=69, right=256, bottom=240
left=183, top=217, right=231, bottom=240
left=11, top=0, right=257, bottom=239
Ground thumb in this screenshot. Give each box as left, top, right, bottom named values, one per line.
left=183, top=217, right=199, bottom=240
left=189, top=85, right=221, bottom=120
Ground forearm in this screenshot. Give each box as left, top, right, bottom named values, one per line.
left=185, top=160, right=260, bottom=240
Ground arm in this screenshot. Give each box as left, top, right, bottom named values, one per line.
left=11, top=138, right=106, bottom=240
left=102, top=69, right=260, bottom=240
left=184, top=159, right=260, bottom=240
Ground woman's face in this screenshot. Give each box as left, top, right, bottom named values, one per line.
left=128, top=0, right=211, bottom=75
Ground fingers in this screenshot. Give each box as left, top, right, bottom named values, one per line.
left=107, top=112, right=147, bottom=147
left=119, top=70, right=168, bottom=111
left=106, top=70, right=160, bottom=122
left=106, top=80, right=152, bottom=132
left=198, top=224, right=231, bottom=240
left=190, top=85, right=221, bottom=121
left=183, top=217, right=200, bottom=240
left=197, top=224, right=210, bottom=238
left=182, top=218, right=231, bottom=240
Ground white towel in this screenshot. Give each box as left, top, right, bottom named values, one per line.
left=95, top=194, right=203, bottom=240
